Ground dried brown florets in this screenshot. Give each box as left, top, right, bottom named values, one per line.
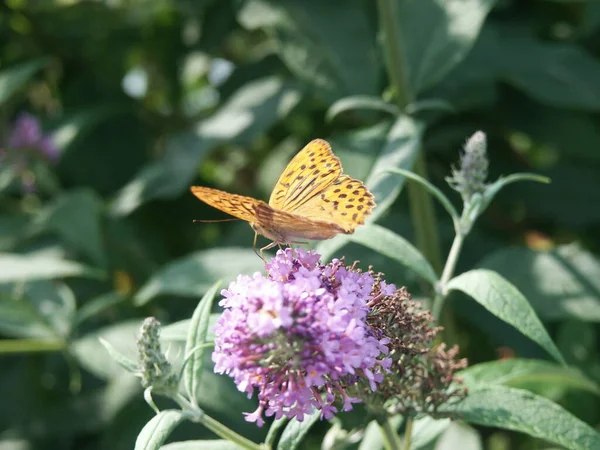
left=361, top=270, right=469, bottom=418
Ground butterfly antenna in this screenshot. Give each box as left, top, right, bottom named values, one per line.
left=192, top=218, right=239, bottom=223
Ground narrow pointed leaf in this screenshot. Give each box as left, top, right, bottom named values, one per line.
left=0, top=58, right=51, bottom=105
left=277, top=411, right=320, bottom=450
left=441, top=385, right=600, bottom=450
left=184, top=280, right=221, bottom=403
left=447, top=269, right=565, bottom=364
left=134, top=410, right=185, bottom=450
left=459, top=359, right=600, bottom=396
left=348, top=224, right=437, bottom=284
left=134, top=248, right=263, bottom=305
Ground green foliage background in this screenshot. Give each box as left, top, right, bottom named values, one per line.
left=1, top=0, right=600, bottom=449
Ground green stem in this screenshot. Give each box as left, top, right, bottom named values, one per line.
left=402, top=418, right=414, bottom=450
left=377, top=0, right=411, bottom=108
left=0, top=338, right=65, bottom=353
left=406, top=152, right=443, bottom=274
left=378, top=417, right=403, bottom=450
left=432, top=231, right=465, bottom=320
left=174, top=394, right=264, bottom=450
left=377, top=0, right=442, bottom=275
left=200, top=414, right=265, bottom=450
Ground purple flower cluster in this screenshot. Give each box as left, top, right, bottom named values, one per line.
left=8, top=113, right=58, bottom=161
left=212, top=248, right=392, bottom=426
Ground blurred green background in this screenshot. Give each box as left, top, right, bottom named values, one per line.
left=1, top=0, right=600, bottom=449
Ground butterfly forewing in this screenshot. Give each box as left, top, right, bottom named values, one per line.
left=269, top=139, right=342, bottom=212
left=190, top=186, right=265, bottom=223
left=289, top=175, right=375, bottom=233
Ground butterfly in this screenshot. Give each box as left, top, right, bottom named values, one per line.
left=191, top=139, right=375, bottom=258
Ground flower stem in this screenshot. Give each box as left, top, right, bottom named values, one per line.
left=377, top=0, right=442, bottom=275
left=377, top=0, right=411, bottom=108
left=407, top=152, right=443, bottom=274
left=200, top=414, right=265, bottom=450
left=0, top=338, right=65, bottom=353
left=432, top=231, right=465, bottom=320
left=378, top=416, right=403, bottom=450
left=402, top=418, right=414, bottom=450
left=174, top=394, right=263, bottom=450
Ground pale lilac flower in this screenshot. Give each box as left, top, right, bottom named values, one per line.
left=212, top=248, right=392, bottom=426
left=8, top=113, right=58, bottom=162
left=2, top=113, right=60, bottom=193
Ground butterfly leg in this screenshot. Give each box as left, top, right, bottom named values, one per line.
left=259, top=241, right=279, bottom=262
left=252, top=232, right=262, bottom=260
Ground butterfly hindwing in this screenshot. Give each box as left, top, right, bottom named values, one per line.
left=268, top=139, right=342, bottom=212
left=254, top=203, right=346, bottom=241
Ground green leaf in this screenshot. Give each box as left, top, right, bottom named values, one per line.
left=505, top=103, right=600, bottom=165
left=358, top=417, right=403, bottom=450
left=161, top=441, right=241, bottom=450
left=441, top=385, right=600, bottom=450
left=0, top=58, right=51, bottom=105
left=481, top=173, right=550, bottom=213
left=266, top=418, right=288, bottom=448
left=0, top=252, right=101, bottom=282
left=277, top=412, right=320, bottom=450
left=397, top=0, right=496, bottom=95
left=134, top=248, right=263, bottom=306
left=134, top=410, right=185, bottom=450
left=459, top=25, right=600, bottom=110
left=384, top=167, right=460, bottom=225
left=434, top=422, right=482, bottom=450
left=459, top=359, right=600, bottom=396
left=0, top=214, right=30, bottom=251
left=317, top=116, right=422, bottom=258
left=447, top=269, right=565, bottom=365
left=557, top=320, right=597, bottom=367
left=52, top=105, right=121, bottom=159
left=109, top=131, right=212, bottom=216
left=479, top=243, right=600, bottom=322
left=238, top=0, right=379, bottom=102
left=160, top=319, right=192, bottom=342
left=410, top=417, right=450, bottom=450
left=0, top=439, right=29, bottom=450
left=502, top=35, right=600, bottom=110
left=328, top=121, right=393, bottom=182
left=193, top=360, right=263, bottom=438
left=344, top=224, right=437, bottom=284
left=0, top=280, right=76, bottom=338
left=72, top=320, right=141, bottom=379
left=32, top=189, right=107, bottom=267
left=161, top=313, right=221, bottom=343
left=99, top=337, right=139, bottom=374
left=184, top=281, right=221, bottom=404
left=110, top=76, right=301, bottom=216
left=74, top=292, right=127, bottom=326
left=198, top=76, right=302, bottom=145
left=366, top=116, right=423, bottom=221
left=326, top=96, right=399, bottom=122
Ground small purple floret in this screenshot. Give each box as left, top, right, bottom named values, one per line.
left=212, top=248, right=392, bottom=425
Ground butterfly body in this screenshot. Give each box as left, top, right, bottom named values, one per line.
left=191, top=139, right=375, bottom=254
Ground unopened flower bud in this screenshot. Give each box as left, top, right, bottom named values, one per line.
left=137, top=317, right=179, bottom=394
left=447, top=131, right=489, bottom=205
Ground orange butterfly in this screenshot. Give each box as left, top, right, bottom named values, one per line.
left=191, top=139, right=375, bottom=258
